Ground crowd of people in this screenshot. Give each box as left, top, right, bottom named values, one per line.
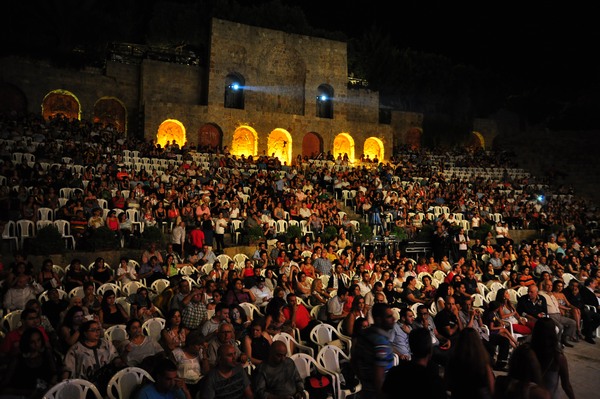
left=1, top=112, right=600, bottom=398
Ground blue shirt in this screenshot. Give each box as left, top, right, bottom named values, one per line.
left=135, top=383, right=187, bottom=399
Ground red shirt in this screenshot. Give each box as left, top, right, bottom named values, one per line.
left=189, top=229, right=205, bottom=248
left=283, top=304, right=311, bottom=331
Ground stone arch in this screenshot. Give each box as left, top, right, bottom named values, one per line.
left=231, top=125, right=258, bottom=158
left=268, top=128, right=292, bottom=166
left=363, top=137, right=385, bottom=162
left=156, top=119, right=186, bottom=149
left=41, top=89, right=81, bottom=121
left=93, top=97, right=127, bottom=133
left=225, top=73, right=245, bottom=109
left=470, top=131, right=485, bottom=149
left=302, top=132, right=323, bottom=158
left=333, top=133, right=355, bottom=163
left=197, top=123, right=223, bottom=151
left=405, top=127, right=422, bottom=149
left=0, top=82, right=27, bottom=115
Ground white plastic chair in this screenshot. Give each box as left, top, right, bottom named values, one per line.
left=54, top=219, right=76, bottom=249
left=122, top=281, right=146, bottom=297
left=42, top=378, right=103, bottom=399
left=38, top=207, right=55, bottom=221
left=68, top=286, right=85, bottom=299
left=273, top=332, right=314, bottom=357
left=16, top=219, right=35, bottom=248
left=2, top=220, right=19, bottom=251
left=97, top=282, right=121, bottom=297
left=142, top=317, right=166, bottom=341
left=316, top=345, right=362, bottom=399
left=233, top=253, right=249, bottom=267
left=104, top=324, right=129, bottom=342
left=516, top=286, right=529, bottom=297
left=2, top=309, right=22, bottom=331
left=178, top=265, right=197, bottom=276
left=239, top=302, right=264, bottom=321
left=216, top=254, right=233, bottom=267
left=309, top=323, right=348, bottom=353
left=38, top=288, right=68, bottom=303
left=150, top=279, right=170, bottom=295
left=106, top=367, right=154, bottom=399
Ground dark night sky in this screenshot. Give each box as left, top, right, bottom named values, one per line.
left=290, top=0, right=599, bottom=92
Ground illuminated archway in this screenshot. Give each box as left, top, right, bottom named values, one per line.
left=363, top=137, right=385, bottom=162
left=42, top=89, right=81, bottom=121
left=268, top=129, right=292, bottom=166
left=333, top=133, right=355, bottom=163
left=231, top=125, right=258, bottom=158
left=406, top=128, right=422, bottom=149
left=302, top=132, right=323, bottom=158
left=471, top=131, right=485, bottom=149
left=93, top=97, right=127, bottom=133
left=156, top=119, right=186, bottom=149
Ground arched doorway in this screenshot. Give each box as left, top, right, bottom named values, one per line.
left=363, top=137, right=385, bottom=162
left=156, top=119, right=186, bottom=149
left=41, top=89, right=81, bottom=121
left=470, top=131, right=485, bottom=149
left=231, top=125, right=258, bottom=158
left=333, top=133, right=355, bottom=163
left=197, top=123, right=223, bottom=152
left=0, top=82, right=27, bottom=116
left=302, top=132, right=323, bottom=159
left=405, top=128, right=422, bottom=150
left=267, top=129, right=292, bottom=166
left=93, top=97, right=127, bottom=133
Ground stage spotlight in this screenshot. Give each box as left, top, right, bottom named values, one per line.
left=537, top=195, right=544, bottom=202
left=230, top=83, right=240, bottom=90
left=317, top=94, right=328, bottom=101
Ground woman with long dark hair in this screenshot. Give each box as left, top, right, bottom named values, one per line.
left=530, top=317, right=575, bottom=399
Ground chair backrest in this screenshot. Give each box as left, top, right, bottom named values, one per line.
left=239, top=302, right=263, bottom=321
left=516, top=286, right=529, bottom=297
left=122, top=281, right=146, bottom=297
left=16, top=219, right=35, bottom=237
left=68, top=286, right=85, bottom=299
left=310, top=323, right=337, bottom=347
left=489, top=281, right=504, bottom=292
left=106, top=367, right=154, bottom=399
left=38, top=289, right=68, bottom=304
left=150, top=279, right=170, bottom=295
left=471, top=293, right=486, bottom=309
left=98, top=282, right=121, bottom=297
left=38, top=207, right=55, bottom=221
left=42, top=378, right=103, bottom=399
left=2, top=309, right=23, bottom=331
left=290, top=353, right=323, bottom=380
left=105, top=324, right=129, bottom=342
left=216, top=254, right=233, bottom=267
left=316, top=344, right=346, bottom=373
left=142, top=317, right=166, bottom=341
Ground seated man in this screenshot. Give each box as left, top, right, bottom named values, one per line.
left=205, top=322, right=246, bottom=369
left=135, top=357, right=192, bottom=399
left=202, top=343, right=253, bottom=399
left=253, top=340, right=305, bottom=399
left=249, top=276, right=273, bottom=307
left=433, top=295, right=463, bottom=344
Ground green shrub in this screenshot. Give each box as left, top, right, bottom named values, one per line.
left=30, top=225, right=65, bottom=255
left=320, top=225, right=338, bottom=242
left=88, top=226, right=120, bottom=250
left=285, top=225, right=303, bottom=243
left=138, top=226, right=166, bottom=249
left=355, top=223, right=374, bottom=242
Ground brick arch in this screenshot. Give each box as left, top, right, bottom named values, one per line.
left=470, top=131, right=485, bottom=149
left=302, top=131, right=323, bottom=158
left=0, top=82, right=27, bottom=116
left=333, top=133, right=355, bottom=162
left=197, top=123, right=223, bottom=152
left=268, top=128, right=292, bottom=166
left=364, top=137, right=385, bottom=162
left=231, top=125, right=258, bottom=158
left=42, top=89, right=81, bottom=121
left=156, top=119, right=186, bottom=149
left=93, top=97, right=127, bottom=133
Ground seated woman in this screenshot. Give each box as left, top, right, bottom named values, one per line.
left=120, top=318, right=165, bottom=367
left=293, top=271, right=312, bottom=300
left=495, top=288, right=532, bottom=336
left=99, top=290, right=130, bottom=329
left=160, top=309, right=189, bottom=354
left=128, top=286, right=161, bottom=322
left=243, top=318, right=273, bottom=366
left=342, top=294, right=366, bottom=336
left=264, top=297, right=292, bottom=337
left=62, top=320, right=125, bottom=381
left=402, top=276, right=431, bottom=306
left=170, top=331, right=209, bottom=399
left=482, top=300, right=519, bottom=349
left=0, top=327, right=59, bottom=397
left=230, top=304, right=250, bottom=341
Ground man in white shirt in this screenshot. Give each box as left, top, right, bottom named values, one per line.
left=539, top=280, right=577, bottom=347
left=170, top=221, right=186, bottom=256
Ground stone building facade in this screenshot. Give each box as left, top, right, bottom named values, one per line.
left=0, top=18, right=499, bottom=159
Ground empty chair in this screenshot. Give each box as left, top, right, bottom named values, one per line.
left=309, top=323, right=349, bottom=354
left=16, top=219, right=35, bottom=248
left=38, top=207, right=55, bottom=221
left=316, top=345, right=362, bottom=399
left=273, top=332, right=314, bottom=357
left=150, top=279, right=170, bottom=296
left=2, top=220, right=19, bottom=251
left=97, top=282, right=121, bottom=297
left=122, top=281, right=147, bottom=297
left=54, top=219, right=76, bottom=249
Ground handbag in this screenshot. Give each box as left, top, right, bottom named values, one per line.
left=305, top=370, right=333, bottom=399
